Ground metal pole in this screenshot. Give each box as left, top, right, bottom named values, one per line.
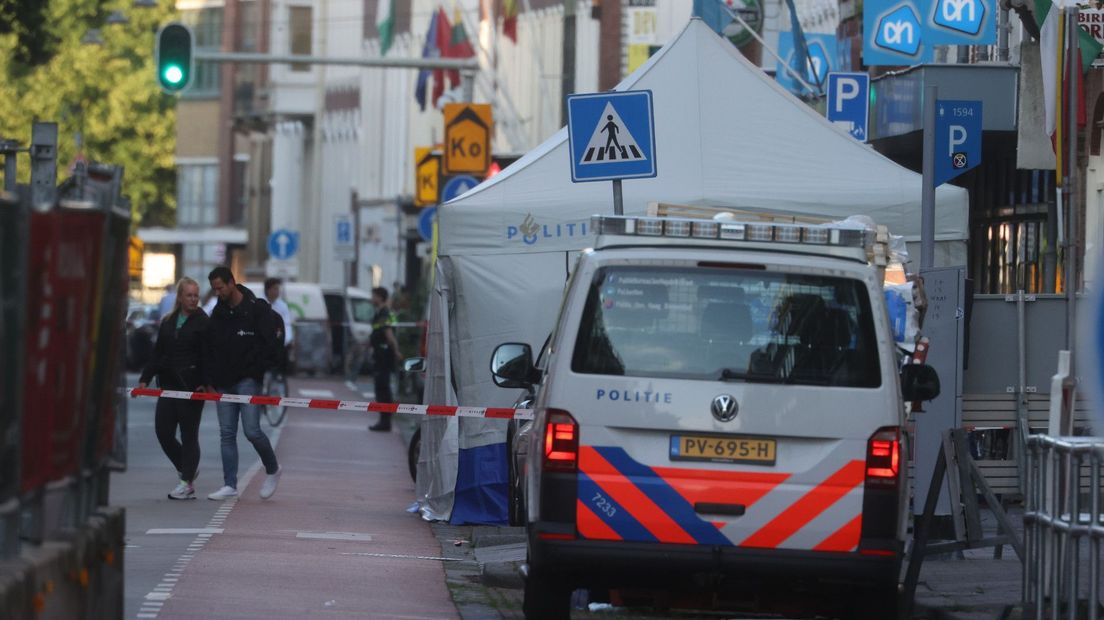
left=612, top=179, right=623, bottom=216
left=461, top=71, right=475, bottom=103
left=922, top=85, right=938, bottom=270
left=998, top=5, right=1010, bottom=62
left=193, top=50, right=479, bottom=71
left=29, top=122, right=57, bottom=210
left=721, top=3, right=818, bottom=95
left=3, top=152, right=15, bottom=193
left=1016, top=290, right=1028, bottom=495
left=1065, top=8, right=1079, bottom=435
left=561, top=0, right=576, bottom=126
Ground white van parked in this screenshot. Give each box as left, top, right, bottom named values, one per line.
left=245, top=282, right=377, bottom=375
left=490, top=215, right=940, bottom=619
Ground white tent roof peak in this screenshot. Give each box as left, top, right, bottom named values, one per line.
left=439, top=17, right=968, bottom=256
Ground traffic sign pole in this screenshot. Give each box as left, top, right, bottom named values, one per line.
left=613, top=179, right=624, bottom=216
left=921, top=84, right=936, bottom=271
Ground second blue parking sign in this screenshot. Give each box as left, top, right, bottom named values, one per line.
left=567, top=90, right=656, bottom=183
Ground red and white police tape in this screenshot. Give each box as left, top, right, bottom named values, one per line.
left=125, top=387, right=534, bottom=420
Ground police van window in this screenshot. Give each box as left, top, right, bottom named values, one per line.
left=351, top=298, right=375, bottom=323
left=571, top=267, right=881, bottom=388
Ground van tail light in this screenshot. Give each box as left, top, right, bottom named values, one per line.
left=543, top=409, right=578, bottom=472
left=865, top=427, right=900, bottom=488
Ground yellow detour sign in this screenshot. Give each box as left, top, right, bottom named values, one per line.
left=414, top=147, right=441, bottom=207
left=129, top=236, right=144, bottom=278
left=443, top=103, right=493, bottom=175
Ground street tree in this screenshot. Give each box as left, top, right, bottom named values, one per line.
left=0, top=0, right=178, bottom=227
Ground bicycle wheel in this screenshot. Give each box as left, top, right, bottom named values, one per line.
left=264, top=375, right=289, bottom=426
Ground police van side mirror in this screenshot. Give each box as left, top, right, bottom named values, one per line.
left=403, top=357, right=426, bottom=373
left=900, top=363, right=941, bottom=403
left=491, top=343, right=536, bottom=389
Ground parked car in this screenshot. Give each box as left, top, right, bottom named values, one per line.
left=125, top=303, right=160, bottom=371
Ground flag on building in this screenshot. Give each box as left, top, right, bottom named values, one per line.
left=376, top=0, right=396, bottom=56
left=1037, top=0, right=1102, bottom=137
left=433, top=8, right=453, bottom=106
left=415, top=10, right=440, bottom=111
left=503, top=0, right=518, bottom=43
left=445, top=8, right=476, bottom=86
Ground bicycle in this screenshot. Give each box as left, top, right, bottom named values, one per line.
left=262, top=370, right=289, bottom=426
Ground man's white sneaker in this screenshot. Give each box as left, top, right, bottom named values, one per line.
left=168, top=481, right=195, bottom=500
left=207, top=485, right=238, bottom=500
left=259, top=466, right=282, bottom=500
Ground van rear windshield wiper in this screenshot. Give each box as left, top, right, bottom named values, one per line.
left=718, top=368, right=786, bottom=383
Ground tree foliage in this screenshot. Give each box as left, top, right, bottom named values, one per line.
left=0, top=0, right=178, bottom=227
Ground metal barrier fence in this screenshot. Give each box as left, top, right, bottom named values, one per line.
left=0, top=190, right=28, bottom=557
left=0, top=136, right=130, bottom=560
left=1024, top=435, right=1104, bottom=619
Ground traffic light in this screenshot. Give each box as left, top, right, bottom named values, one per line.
left=156, top=23, right=193, bottom=93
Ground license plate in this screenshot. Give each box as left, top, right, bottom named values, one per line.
left=669, top=434, right=776, bottom=465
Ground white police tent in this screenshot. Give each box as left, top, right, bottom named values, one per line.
left=415, top=17, right=969, bottom=524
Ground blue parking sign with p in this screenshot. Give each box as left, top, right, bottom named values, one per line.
left=826, top=73, right=869, bottom=141
left=934, top=99, right=982, bottom=186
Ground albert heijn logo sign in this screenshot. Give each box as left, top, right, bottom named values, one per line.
left=864, top=0, right=995, bottom=66
left=443, top=103, right=493, bottom=176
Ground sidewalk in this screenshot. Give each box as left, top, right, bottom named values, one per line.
left=152, top=376, right=455, bottom=620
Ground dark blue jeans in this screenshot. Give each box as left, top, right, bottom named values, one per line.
left=215, top=378, right=279, bottom=488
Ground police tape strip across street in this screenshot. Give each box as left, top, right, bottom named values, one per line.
left=125, top=387, right=535, bottom=420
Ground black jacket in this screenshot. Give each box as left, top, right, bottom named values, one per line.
left=205, top=284, right=279, bottom=387
left=139, top=309, right=210, bottom=390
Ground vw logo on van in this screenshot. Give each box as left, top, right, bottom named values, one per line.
left=711, top=394, right=739, bottom=422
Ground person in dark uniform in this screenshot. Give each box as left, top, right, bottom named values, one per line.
left=136, top=277, right=209, bottom=500
left=368, top=287, right=403, bottom=432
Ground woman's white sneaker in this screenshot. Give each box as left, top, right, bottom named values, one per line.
left=168, top=481, right=195, bottom=500
left=207, top=485, right=238, bottom=500
left=259, top=466, right=282, bottom=500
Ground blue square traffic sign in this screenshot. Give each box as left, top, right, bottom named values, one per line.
left=826, top=72, right=869, bottom=141
left=567, top=90, right=656, bottom=183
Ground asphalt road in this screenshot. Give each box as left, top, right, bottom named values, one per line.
left=111, top=373, right=285, bottom=619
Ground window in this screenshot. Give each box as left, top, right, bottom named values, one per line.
left=176, top=163, right=218, bottom=226
left=351, top=298, right=375, bottom=323
left=180, top=7, right=223, bottom=98
left=289, top=6, right=312, bottom=71
left=572, top=266, right=881, bottom=388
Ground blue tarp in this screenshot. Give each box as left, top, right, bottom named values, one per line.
left=449, top=442, right=509, bottom=525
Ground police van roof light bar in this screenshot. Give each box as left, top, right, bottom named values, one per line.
left=591, top=215, right=869, bottom=248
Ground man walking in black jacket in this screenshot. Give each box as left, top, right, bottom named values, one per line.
left=204, top=266, right=283, bottom=500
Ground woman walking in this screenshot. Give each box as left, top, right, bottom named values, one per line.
left=136, top=277, right=210, bottom=500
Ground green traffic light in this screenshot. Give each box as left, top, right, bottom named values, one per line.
left=156, top=23, right=193, bottom=92
left=163, top=64, right=184, bottom=85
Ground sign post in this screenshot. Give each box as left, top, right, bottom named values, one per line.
left=826, top=72, right=869, bottom=141
left=333, top=214, right=355, bottom=263
left=414, top=148, right=441, bottom=207
left=566, top=90, right=657, bottom=216
left=443, top=104, right=493, bottom=176
left=266, top=228, right=300, bottom=278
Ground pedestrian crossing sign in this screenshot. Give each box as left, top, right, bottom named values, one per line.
left=567, top=90, right=656, bottom=182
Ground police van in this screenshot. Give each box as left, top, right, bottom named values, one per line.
left=489, top=214, right=940, bottom=619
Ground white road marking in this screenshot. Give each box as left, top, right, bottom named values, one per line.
left=338, top=552, right=463, bottom=561
left=145, top=528, right=223, bottom=535
left=296, top=531, right=374, bottom=542
left=298, top=388, right=334, bottom=398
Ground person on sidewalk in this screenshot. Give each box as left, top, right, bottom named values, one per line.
left=203, top=266, right=283, bottom=500
left=264, top=278, right=294, bottom=377
left=368, top=286, right=403, bottom=432
left=135, top=277, right=209, bottom=500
